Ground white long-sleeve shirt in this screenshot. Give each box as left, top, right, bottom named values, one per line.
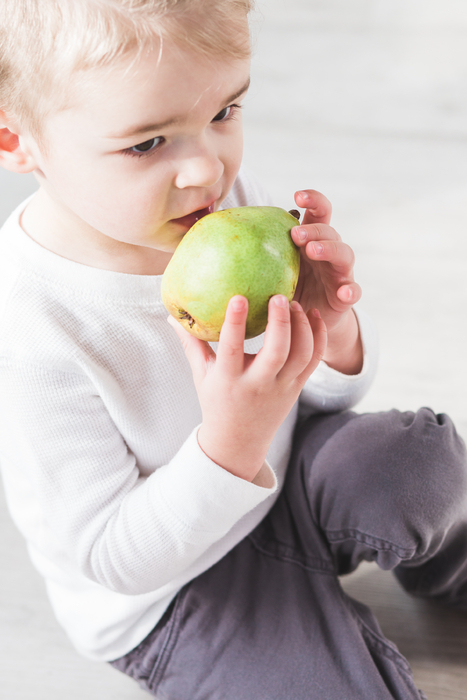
left=0, top=169, right=378, bottom=661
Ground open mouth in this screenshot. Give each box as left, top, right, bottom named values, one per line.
left=170, top=204, right=215, bottom=230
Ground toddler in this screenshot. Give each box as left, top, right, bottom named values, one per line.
left=0, top=2, right=466, bottom=698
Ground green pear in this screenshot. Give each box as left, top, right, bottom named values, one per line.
left=161, top=206, right=301, bottom=341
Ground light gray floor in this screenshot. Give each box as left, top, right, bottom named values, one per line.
left=1, top=1, right=467, bottom=698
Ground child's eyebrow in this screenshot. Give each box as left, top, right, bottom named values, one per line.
left=110, top=77, right=251, bottom=140
left=219, top=76, right=251, bottom=109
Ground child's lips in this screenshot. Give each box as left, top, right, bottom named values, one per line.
left=170, top=204, right=215, bottom=229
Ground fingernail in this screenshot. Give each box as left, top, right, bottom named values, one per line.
left=312, top=242, right=324, bottom=256
left=273, top=295, right=288, bottom=308
left=231, top=297, right=246, bottom=312
left=290, top=301, right=301, bottom=312
left=298, top=191, right=310, bottom=201
left=312, top=308, right=321, bottom=318
left=296, top=227, right=307, bottom=242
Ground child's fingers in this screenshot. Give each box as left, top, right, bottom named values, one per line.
left=291, top=223, right=341, bottom=249
left=304, top=238, right=355, bottom=275
left=216, top=296, right=249, bottom=377
left=277, top=301, right=314, bottom=382
left=296, top=310, right=328, bottom=384
left=294, top=190, right=332, bottom=225
left=167, top=315, right=216, bottom=380
left=250, top=295, right=292, bottom=381
left=336, top=282, right=362, bottom=306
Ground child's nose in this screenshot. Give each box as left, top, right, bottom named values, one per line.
left=174, top=143, right=224, bottom=189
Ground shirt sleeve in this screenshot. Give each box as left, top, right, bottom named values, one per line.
left=0, top=361, right=277, bottom=596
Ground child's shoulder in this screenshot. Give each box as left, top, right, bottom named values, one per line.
left=0, top=200, right=44, bottom=328
left=0, top=226, right=68, bottom=369
left=0, top=199, right=98, bottom=368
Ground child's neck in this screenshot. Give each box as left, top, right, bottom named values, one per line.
left=20, top=187, right=173, bottom=276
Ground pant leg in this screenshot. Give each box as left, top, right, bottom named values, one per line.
left=294, top=407, right=467, bottom=603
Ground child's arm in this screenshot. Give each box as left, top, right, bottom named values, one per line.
left=290, top=190, right=363, bottom=376
left=169, top=296, right=327, bottom=483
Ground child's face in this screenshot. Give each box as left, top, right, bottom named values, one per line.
left=23, top=40, right=250, bottom=273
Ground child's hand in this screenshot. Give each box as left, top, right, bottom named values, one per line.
left=168, top=296, right=327, bottom=482
left=290, top=190, right=363, bottom=375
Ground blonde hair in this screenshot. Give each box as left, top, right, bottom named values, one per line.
left=0, top=0, right=253, bottom=138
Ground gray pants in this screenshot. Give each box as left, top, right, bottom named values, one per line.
left=110, top=409, right=467, bottom=699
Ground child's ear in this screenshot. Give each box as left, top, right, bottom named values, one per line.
left=0, top=113, right=37, bottom=174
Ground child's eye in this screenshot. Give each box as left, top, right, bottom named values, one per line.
left=212, top=104, right=242, bottom=123
left=125, top=137, right=164, bottom=157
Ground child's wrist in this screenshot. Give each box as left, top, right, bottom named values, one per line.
left=197, top=425, right=267, bottom=483
left=323, top=309, right=363, bottom=375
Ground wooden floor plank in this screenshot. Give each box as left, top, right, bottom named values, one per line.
left=341, top=562, right=467, bottom=699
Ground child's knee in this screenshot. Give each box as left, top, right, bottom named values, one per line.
left=387, top=408, right=467, bottom=529
left=305, top=408, right=467, bottom=561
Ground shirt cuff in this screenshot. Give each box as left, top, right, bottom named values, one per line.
left=151, top=426, right=278, bottom=545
